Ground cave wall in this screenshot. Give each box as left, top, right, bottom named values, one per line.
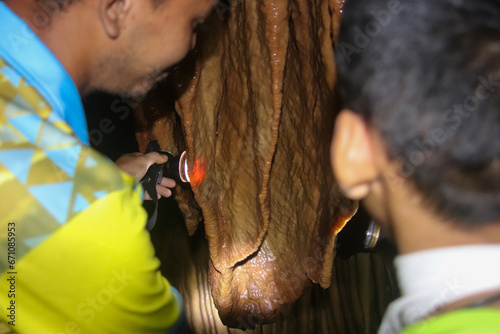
left=129, top=0, right=401, bottom=332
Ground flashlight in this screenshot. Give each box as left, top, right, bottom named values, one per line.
left=364, top=220, right=381, bottom=250
left=162, top=150, right=190, bottom=184
left=336, top=216, right=397, bottom=257
left=140, top=140, right=190, bottom=230
left=141, top=140, right=190, bottom=187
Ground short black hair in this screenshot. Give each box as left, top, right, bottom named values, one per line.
left=336, top=0, right=500, bottom=227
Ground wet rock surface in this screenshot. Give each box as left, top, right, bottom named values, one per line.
left=129, top=0, right=399, bottom=330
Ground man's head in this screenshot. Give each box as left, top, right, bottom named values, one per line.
left=88, top=0, right=216, bottom=97
left=332, top=0, right=500, bottom=230
left=89, top=0, right=215, bottom=97
left=8, top=0, right=215, bottom=96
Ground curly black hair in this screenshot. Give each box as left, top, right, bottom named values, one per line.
left=336, top=0, right=500, bottom=226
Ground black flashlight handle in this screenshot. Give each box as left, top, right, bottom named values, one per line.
left=140, top=140, right=167, bottom=231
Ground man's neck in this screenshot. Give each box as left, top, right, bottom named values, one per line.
left=382, top=176, right=500, bottom=254
left=394, top=214, right=500, bottom=255
left=434, top=288, right=500, bottom=314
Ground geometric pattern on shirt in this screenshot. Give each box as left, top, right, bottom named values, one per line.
left=0, top=57, right=137, bottom=273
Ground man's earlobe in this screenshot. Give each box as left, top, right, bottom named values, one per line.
left=98, top=0, right=130, bottom=39
left=331, top=109, right=378, bottom=200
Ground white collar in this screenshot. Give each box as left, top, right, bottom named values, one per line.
left=378, top=245, right=500, bottom=334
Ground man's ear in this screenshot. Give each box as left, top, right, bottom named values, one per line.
left=330, top=109, right=379, bottom=200
left=98, top=0, right=131, bottom=39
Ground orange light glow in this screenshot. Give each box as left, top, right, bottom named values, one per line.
left=190, top=158, right=207, bottom=188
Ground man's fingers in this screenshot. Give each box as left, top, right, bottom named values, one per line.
left=143, top=180, right=175, bottom=201
left=160, top=177, right=176, bottom=188
left=156, top=185, right=172, bottom=198
left=143, top=152, right=169, bottom=166
left=118, top=152, right=144, bottom=159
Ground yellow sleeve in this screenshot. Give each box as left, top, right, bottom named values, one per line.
left=0, top=185, right=181, bottom=334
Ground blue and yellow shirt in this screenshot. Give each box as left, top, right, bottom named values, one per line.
left=0, top=2, right=180, bottom=333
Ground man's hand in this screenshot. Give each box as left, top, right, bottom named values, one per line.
left=115, top=152, right=177, bottom=199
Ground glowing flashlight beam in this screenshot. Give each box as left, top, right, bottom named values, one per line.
left=190, top=158, right=207, bottom=188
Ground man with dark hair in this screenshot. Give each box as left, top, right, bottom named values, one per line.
left=332, top=0, right=500, bottom=332
left=0, top=0, right=214, bottom=332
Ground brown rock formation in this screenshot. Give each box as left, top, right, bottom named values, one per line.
left=136, top=0, right=360, bottom=327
